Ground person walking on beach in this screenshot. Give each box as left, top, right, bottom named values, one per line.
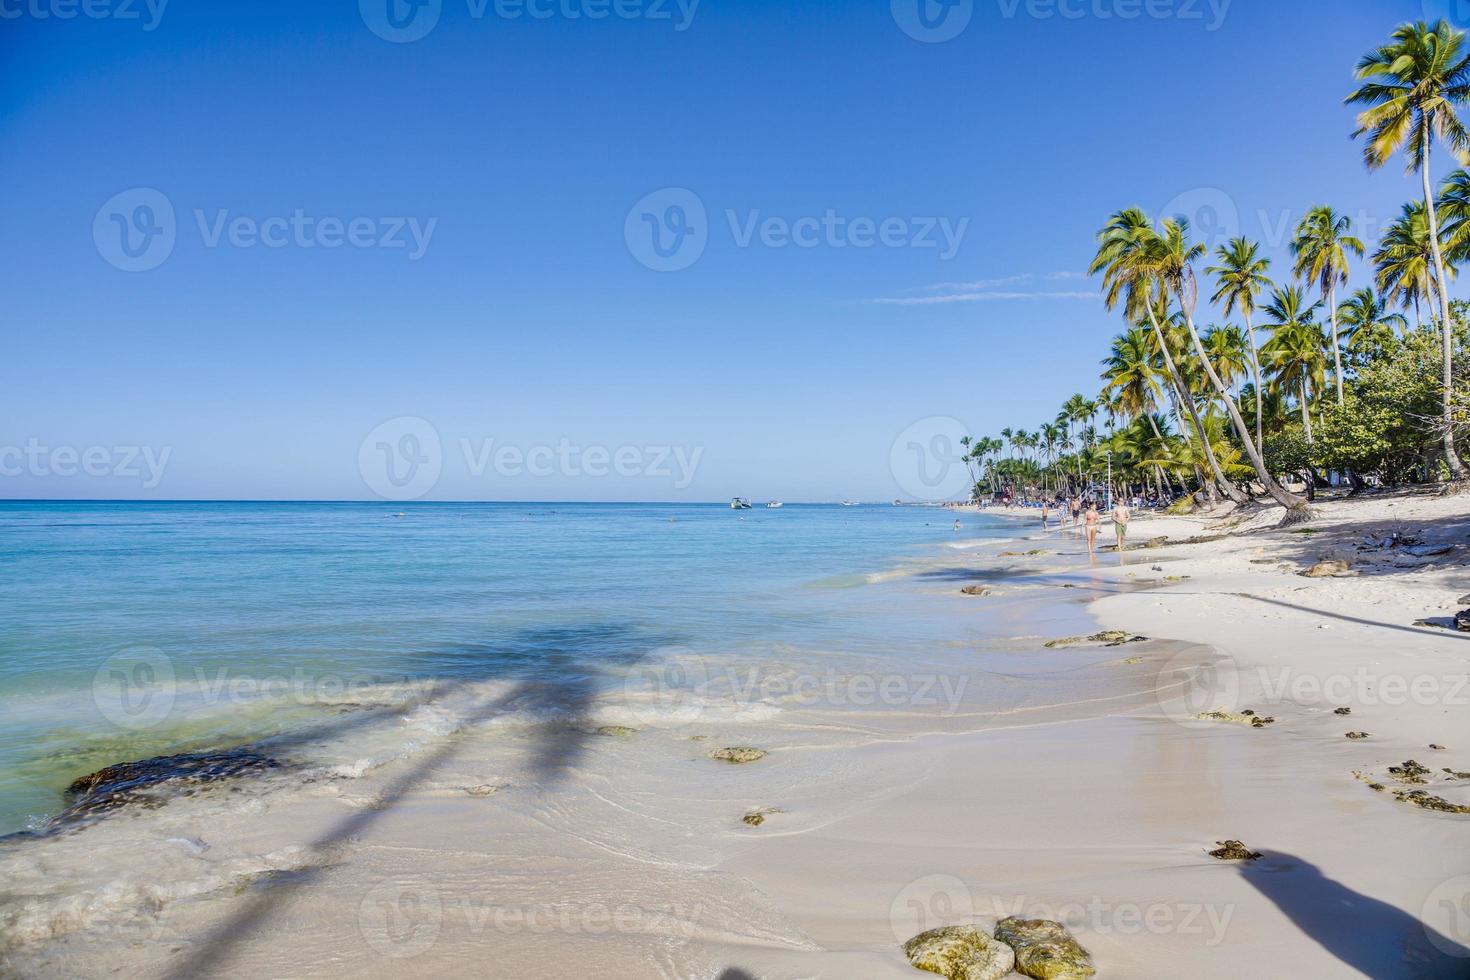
left=1040, top=502, right=1050, bottom=530
left=1111, top=500, right=1131, bottom=556
left=1084, top=501, right=1100, bottom=557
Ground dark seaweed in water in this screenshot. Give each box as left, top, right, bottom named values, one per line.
left=52, top=749, right=280, bottom=827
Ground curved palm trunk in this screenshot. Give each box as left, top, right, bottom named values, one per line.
left=1244, top=310, right=1264, bottom=450
left=1143, top=304, right=1243, bottom=504
left=1421, top=126, right=1469, bottom=480
left=1327, top=281, right=1346, bottom=407
left=1176, top=301, right=1308, bottom=512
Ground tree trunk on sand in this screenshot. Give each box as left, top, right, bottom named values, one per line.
left=1245, top=310, right=1264, bottom=451
left=1301, top=380, right=1314, bottom=442
left=1176, top=300, right=1309, bottom=519
left=1328, top=280, right=1346, bottom=408
left=1421, top=127, right=1469, bottom=480
left=1142, top=305, right=1244, bottom=504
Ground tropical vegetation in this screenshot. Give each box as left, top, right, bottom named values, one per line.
left=958, top=19, right=1470, bottom=521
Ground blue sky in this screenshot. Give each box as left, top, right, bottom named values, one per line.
left=0, top=0, right=1455, bottom=501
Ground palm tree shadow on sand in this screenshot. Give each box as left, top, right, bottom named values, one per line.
left=155, top=623, right=677, bottom=980
left=1240, top=852, right=1470, bottom=978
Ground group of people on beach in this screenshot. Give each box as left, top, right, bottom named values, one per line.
left=1035, top=495, right=1131, bottom=558
left=968, top=492, right=1132, bottom=560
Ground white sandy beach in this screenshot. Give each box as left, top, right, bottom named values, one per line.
left=3, top=494, right=1469, bottom=979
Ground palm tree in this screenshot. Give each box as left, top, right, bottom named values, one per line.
left=1261, top=286, right=1328, bottom=440
left=1436, top=168, right=1470, bottom=266
left=1203, top=324, right=1250, bottom=395
left=1348, top=17, right=1469, bottom=477
left=1291, top=206, right=1365, bottom=406
left=1101, top=327, right=1169, bottom=438
left=1140, top=215, right=1307, bottom=512
left=1089, top=207, right=1236, bottom=505
left=1208, top=238, right=1273, bottom=450
left=1374, top=200, right=1448, bottom=327
left=1338, top=286, right=1409, bottom=357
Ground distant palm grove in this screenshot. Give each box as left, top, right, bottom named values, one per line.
left=963, top=20, right=1470, bottom=523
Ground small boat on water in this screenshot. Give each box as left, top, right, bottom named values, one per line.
left=766, top=501, right=784, bottom=509
left=840, top=500, right=859, bottom=507
left=730, top=497, right=753, bottom=510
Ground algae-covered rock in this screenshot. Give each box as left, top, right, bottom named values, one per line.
left=1388, top=759, right=1431, bottom=784
left=594, top=725, right=639, bottom=737
left=1196, top=710, right=1274, bottom=728
left=960, top=586, right=991, bottom=597
left=902, top=925, right=1015, bottom=980
left=1044, top=630, right=1145, bottom=649
left=1144, top=535, right=1169, bottom=549
left=1393, top=789, right=1470, bottom=813
left=464, top=784, right=501, bottom=797
left=58, top=749, right=280, bottom=825
left=1209, top=840, right=1262, bottom=861
left=710, top=746, right=766, bottom=764
left=1333, top=707, right=1352, bottom=716
left=993, top=917, right=1095, bottom=979
left=742, top=806, right=784, bottom=827
left=1346, top=731, right=1371, bottom=740
left=1301, top=560, right=1356, bottom=578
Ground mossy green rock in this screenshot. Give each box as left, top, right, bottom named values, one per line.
left=710, top=746, right=766, bottom=764
left=902, top=925, right=1015, bottom=980
left=594, top=725, right=638, bottom=737
left=994, top=918, right=1095, bottom=980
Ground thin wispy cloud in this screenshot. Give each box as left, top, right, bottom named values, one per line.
left=866, top=271, right=1093, bottom=305
left=866, top=290, right=1095, bottom=305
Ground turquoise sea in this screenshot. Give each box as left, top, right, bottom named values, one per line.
left=0, top=500, right=1025, bottom=836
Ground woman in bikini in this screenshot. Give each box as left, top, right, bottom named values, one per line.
left=1083, top=502, right=1100, bottom=556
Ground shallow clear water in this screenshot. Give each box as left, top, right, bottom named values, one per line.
left=0, top=501, right=1019, bottom=835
